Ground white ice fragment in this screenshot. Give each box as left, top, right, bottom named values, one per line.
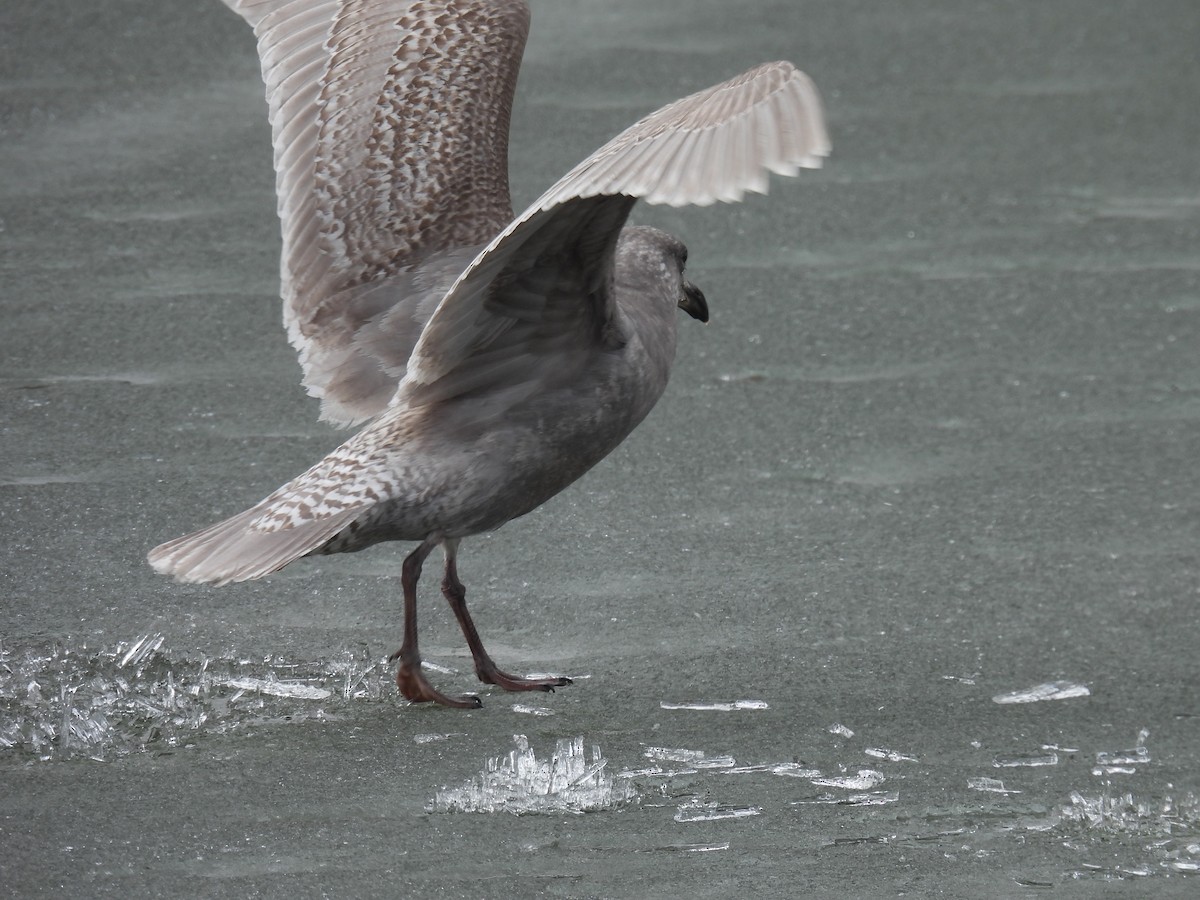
left=220, top=677, right=332, bottom=700
left=717, top=762, right=822, bottom=778
left=842, top=791, right=899, bottom=807
left=642, top=747, right=734, bottom=769
left=968, top=776, right=1021, bottom=794
left=771, top=763, right=823, bottom=778
left=118, top=633, right=166, bottom=669
left=1096, top=728, right=1151, bottom=766
left=640, top=842, right=733, bottom=852
left=645, top=747, right=708, bottom=763
left=827, top=723, right=855, bottom=737
left=992, top=680, right=1090, bottom=704
left=673, top=800, right=761, bottom=822
left=865, top=747, right=917, bottom=762
left=511, top=704, right=555, bottom=717
left=420, top=660, right=457, bottom=674
left=693, top=756, right=737, bottom=769
left=1092, top=765, right=1137, bottom=776
left=617, top=766, right=677, bottom=778
left=660, top=700, right=769, bottom=711
left=791, top=790, right=898, bottom=807
left=413, top=733, right=456, bottom=744
left=993, top=751, right=1058, bottom=768
left=428, top=735, right=635, bottom=815
left=812, top=769, right=885, bottom=790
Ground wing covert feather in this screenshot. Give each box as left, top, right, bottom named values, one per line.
left=402, top=60, right=830, bottom=392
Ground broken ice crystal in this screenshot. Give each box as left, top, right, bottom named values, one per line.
left=791, top=791, right=899, bottom=807
left=827, top=723, right=855, bottom=738
left=511, top=703, right=555, bottom=716
left=220, top=677, right=332, bottom=700
left=968, top=776, right=1021, bottom=794
left=993, top=752, right=1059, bottom=768
left=428, top=735, right=636, bottom=815
left=1060, top=789, right=1200, bottom=836
left=992, top=681, right=1090, bottom=704
left=865, top=747, right=917, bottom=762
left=811, top=769, right=886, bottom=791
left=1096, top=728, right=1151, bottom=767
left=643, top=747, right=736, bottom=769
left=673, top=800, right=762, bottom=822
left=660, top=700, right=769, bottom=711
left=0, top=637, right=396, bottom=761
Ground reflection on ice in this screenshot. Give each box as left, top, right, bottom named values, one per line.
left=428, top=735, right=635, bottom=815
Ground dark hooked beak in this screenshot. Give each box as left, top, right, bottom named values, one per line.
left=679, top=280, right=709, bottom=323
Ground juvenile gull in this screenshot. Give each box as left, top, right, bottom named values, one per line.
left=149, top=0, right=830, bottom=707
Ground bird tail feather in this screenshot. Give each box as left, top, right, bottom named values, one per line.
left=147, top=501, right=361, bottom=586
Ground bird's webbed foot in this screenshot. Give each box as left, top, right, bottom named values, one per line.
left=474, top=659, right=572, bottom=694
left=390, top=648, right=483, bottom=709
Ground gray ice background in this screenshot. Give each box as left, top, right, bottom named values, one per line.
left=2, top=0, right=1200, bottom=896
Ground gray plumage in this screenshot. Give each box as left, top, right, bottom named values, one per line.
left=148, top=0, right=829, bottom=706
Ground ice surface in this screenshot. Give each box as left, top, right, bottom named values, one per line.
left=659, top=700, right=769, bottom=711
left=428, top=735, right=636, bottom=815
left=0, top=636, right=395, bottom=761
left=992, top=681, right=1091, bottom=704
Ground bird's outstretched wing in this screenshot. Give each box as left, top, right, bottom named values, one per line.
left=398, top=60, right=830, bottom=402
left=220, top=0, right=531, bottom=424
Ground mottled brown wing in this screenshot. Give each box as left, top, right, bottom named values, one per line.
left=219, top=0, right=530, bottom=423
left=400, top=61, right=830, bottom=394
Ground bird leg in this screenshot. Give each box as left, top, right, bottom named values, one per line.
left=441, top=544, right=572, bottom=694
left=389, top=537, right=482, bottom=709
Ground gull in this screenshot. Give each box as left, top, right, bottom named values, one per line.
left=149, top=0, right=829, bottom=707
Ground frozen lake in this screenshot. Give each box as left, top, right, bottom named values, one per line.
left=2, top=0, right=1199, bottom=895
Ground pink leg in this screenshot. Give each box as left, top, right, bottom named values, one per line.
left=441, top=542, right=572, bottom=694
left=388, top=537, right=482, bottom=709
